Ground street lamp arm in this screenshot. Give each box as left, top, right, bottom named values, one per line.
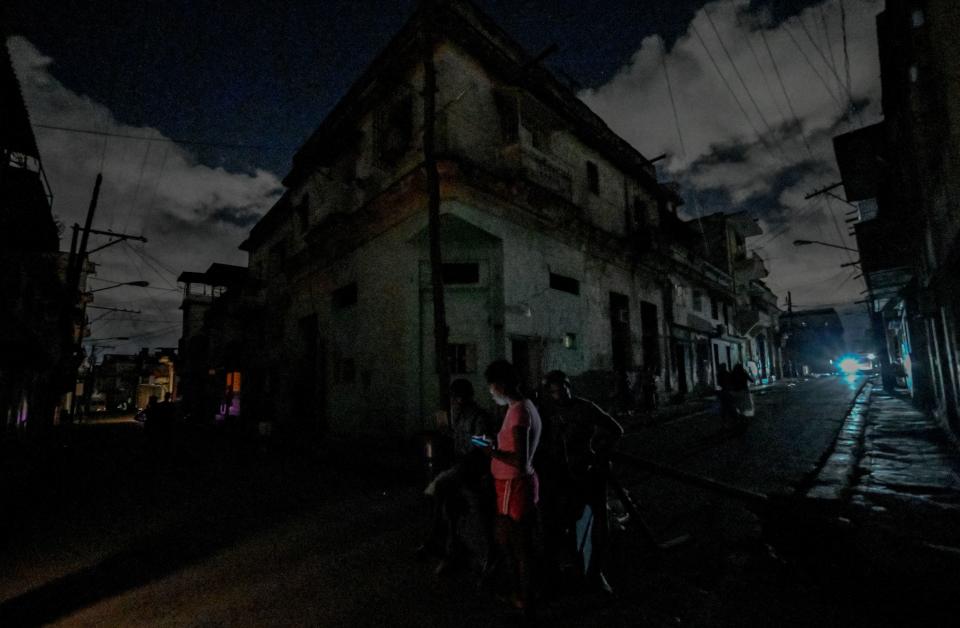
left=793, top=239, right=859, bottom=253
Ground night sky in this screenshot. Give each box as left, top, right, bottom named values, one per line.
left=4, top=0, right=880, bottom=355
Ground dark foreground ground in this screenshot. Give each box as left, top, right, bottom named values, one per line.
left=1, top=375, right=958, bottom=627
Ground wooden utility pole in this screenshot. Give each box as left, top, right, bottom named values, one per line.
left=422, top=3, right=450, bottom=417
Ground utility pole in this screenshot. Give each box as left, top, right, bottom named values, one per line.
left=422, top=2, right=450, bottom=418
left=62, top=174, right=148, bottom=419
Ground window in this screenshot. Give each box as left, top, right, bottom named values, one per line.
left=225, top=371, right=242, bottom=393
left=563, top=333, right=577, bottom=349
left=442, top=262, right=480, bottom=285
left=711, top=297, right=719, bottom=320
left=377, top=95, right=413, bottom=163
left=586, top=161, right=599, bottom=194
left=911, top=9, right=925, bottom=27
left=332, top=282, right=357, bottom=309
left=633, top=198, right=647, bottom=230
left=447, top=343, right=477, bottom=374
left=693, top=290, right=703, bottom=312
left=296, top=195, right=309, bottom=232
left=338, top=358, right=356, bottom=383
left=269, top=240, right=288, bottom=274
left=549, top=272, right=580, bottom=295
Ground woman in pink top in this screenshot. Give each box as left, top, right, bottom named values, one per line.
left=479, top=359, right=541, bottom=616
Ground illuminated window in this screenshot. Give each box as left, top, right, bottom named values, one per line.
left=563, top=333, right=577, bottom=349
left=225, top=371, right=242, bottom=393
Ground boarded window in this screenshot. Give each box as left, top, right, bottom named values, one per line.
left=447, top=343, right=477, bottom=375
left=332, top=282, right=357, bottom=309
left=586, top=161, right=599, bottom=194
left=549, top=272, right=580, bottom=295
left=442, top=262, right=480, bottom=285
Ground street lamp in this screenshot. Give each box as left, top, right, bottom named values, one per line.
left=87, top=280, right=149, bottom=294
left=793, top=239, right=859, bottom=253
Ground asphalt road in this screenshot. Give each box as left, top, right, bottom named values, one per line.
left=4, top=374, right=929, bottom=628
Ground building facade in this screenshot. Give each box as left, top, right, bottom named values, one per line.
left=180, top=0, right=781, bottom=438
left=833, top=0, right=960, bottom=443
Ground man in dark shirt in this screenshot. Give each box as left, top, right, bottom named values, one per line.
left=537, top=370, right=624, bottom=595
left=418, top=379, right=497, bottom=575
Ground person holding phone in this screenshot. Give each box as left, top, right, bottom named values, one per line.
left=478, top=359, right=542, bottom=617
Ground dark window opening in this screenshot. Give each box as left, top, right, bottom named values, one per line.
left=693, top=290, right=703, bottom=312
left=633, top=198, right=647, bottom=229
left=377, top=95, right=413, bottom=163
left=586, top=161, right=599, bottom=194
left=296, top=196, right=309, bottom=232
left=549, top=272, right=580, bottom=295
left=332, top=282, right=357, bottom=309
left=442, top=262, right=480, bottom=285
left=447, top=343, right=477, bottom=375
left=494, top=92, right=519, bottom=144
left=711, top=297, right=719, bottom=320
left=338, top=358, right=356, bottom=383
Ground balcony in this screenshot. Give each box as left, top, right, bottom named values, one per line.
left=734, top=252, right=769, bottom=282
left=500, top=142, right=572, bottom=200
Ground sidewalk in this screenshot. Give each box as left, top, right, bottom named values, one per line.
left=795, top=383, right=960, bottom=624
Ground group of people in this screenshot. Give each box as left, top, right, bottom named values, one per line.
left=416, top=359, right=624, bottom=618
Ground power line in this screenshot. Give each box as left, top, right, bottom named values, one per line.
left=690, top=22, right=782, bottom=168
left=33, top=123, right=271, bottom=150
left=782, top=20, right=846, bottom=117
left=703, top=4, right=788, bottom=165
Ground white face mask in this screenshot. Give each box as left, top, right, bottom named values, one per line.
left=489, top=386, right=510, bottom=406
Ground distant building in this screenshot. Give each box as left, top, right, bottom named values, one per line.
left=781, top=308, right=845, bottom=375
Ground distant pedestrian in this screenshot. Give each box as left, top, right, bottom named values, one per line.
left=476, top=360, right=541, bottom=617
left=416, top=379, right=497, bottom=577
left=717, top=363, right=735, bottom=426
left=537, top=370, right=623, bottom=596
left=729, top=363, right=755, bottom=426
left=641, top=366, right=659, bottom=412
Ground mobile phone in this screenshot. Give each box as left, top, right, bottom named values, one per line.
left=470, top=435, right=492, bottom=448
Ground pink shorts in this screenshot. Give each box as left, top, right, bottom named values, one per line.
left=494, top=474, right=539, bottom=521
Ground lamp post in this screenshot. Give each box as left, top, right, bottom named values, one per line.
left=792, top=239, right=859, bottom=253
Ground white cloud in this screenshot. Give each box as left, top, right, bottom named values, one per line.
left=579, top=0, right=883, bottom=336
left=8, top=36, right=283, bottom=354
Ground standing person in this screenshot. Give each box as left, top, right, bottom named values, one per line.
left=641, top=365, right=659, bottom=412
left=416, top=379, right=497, bottom=576
left=538, top=370, right=623, bottom=596
left=716, top=363, right=735, bottom=427
left=729, top=363, right=755, bottom=428
left=477, top=359, right=541, bottom=617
